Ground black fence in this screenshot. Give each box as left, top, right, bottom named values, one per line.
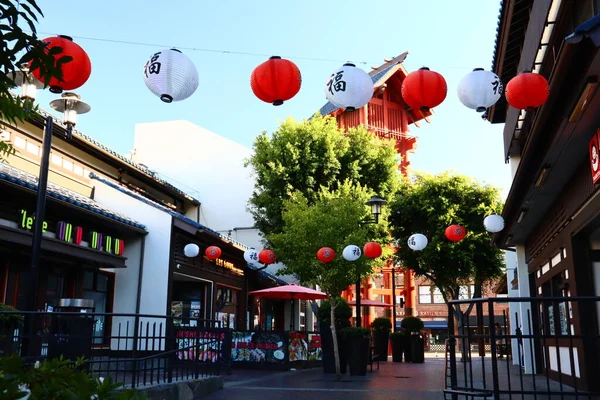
left=444, top=296, right=600, bottom=400
left=0, top=311, right=229, bottom=388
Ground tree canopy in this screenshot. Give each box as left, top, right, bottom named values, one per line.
left=246, top=115, right=399, bottom=238
left=388, top=171, right=505, bottom=301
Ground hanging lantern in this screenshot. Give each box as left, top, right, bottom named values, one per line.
left=183, top=243, right=200, bottom=258
left=324, top=63, right=373, bottom=111
left=483, top=214, right=505, bottom=233
left=205, top=246, right=222, bottom=260
left=445, top=225, right=467, bottom=242
left=143, top=48, right=199, bottom=103
left=29, top=35, right=91, bottom=94
left=363, top=242, right=382, bottom=259
left=342, top=245, right=362, bottom=261
left=243, top=248, right=259, bottom=264
left=317, top=247, right=336, bottom=263
left=505, top=72, right=549, bottom=110
left=258, top=249, right=277, bottom=265
left=250, top=56, right=301, bottom=106
left=407, top=234, right=428, bottom=251
left=401, top=67, right=447, bottom=112
left=457, top=68, right=503, bottom=112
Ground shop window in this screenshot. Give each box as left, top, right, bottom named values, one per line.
left=74, top=165, right=83, bottom=176
left=82, top=270, right=114, bottom=345
left=541, top=262, right=550, bottom=275
left=551, top=252, right=561, bottom=268
left=26, top=142, right=39, bottom=156
left=419, top=286, right=444, bottom=304
left=13, top=136, right=26, bottom=149
left=562, top=248, right=567, bottom=259
left=51, top=153, right=62, bottom=166
left=62, top=159, right=73, bottom=171
left=0, top=130, right=10, bottom=141
left=458, top=285, right=475, bottom=299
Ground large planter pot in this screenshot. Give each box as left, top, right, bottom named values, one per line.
left=390, top=335, right=407, bottom=363
left=373, top=331, right=389, bottom=362
left=347, top=337, right=370, bottom=376
left=320, top=322, right=347, bottom=374
left=410, top=333, right=425, bottom=363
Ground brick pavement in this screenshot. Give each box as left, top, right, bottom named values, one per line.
left=204, top=359, right=447, bottom=400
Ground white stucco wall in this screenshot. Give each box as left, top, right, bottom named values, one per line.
left=92, top=177, right=172, bottom=350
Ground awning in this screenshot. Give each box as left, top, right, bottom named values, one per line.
left=0, top=224, right=126, bottom=268
left=423, top=321, right=448, bottom=329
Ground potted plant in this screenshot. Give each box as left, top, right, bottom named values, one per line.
left=370, top=317, right=391, bottom=362
left=390, top=329, right=409, bottom=362
left=400, top=316, right=425, bottom=363
left=318, top=298, right=352, bottom=374
left=0, top=304, right=23, bottom=356
left=341, top=327, right=371, bottom=376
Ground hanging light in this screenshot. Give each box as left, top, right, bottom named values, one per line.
left=183, top=243, right=200, bottom=258
left=324, top=63, right=373, bottom=111
left=407, top=233, right=428, bottom=251
left=143, top=48, right=199, bottom=103
left=7, top=65, right=44, bottom=101
left=49, top=92, right=91, bottom=138
left=457, top=68, right=503, bottom=112
left=505, top=71, right=549, bottom=110
left=251, top=56, right=301, bottom=105
left=401, top=67, right=447, bottom=112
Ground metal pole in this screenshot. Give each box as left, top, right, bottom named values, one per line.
left=26, top=115, right=54, bottom=311
left=391, top=266, right=397, bottom=332
left=355, top=278, right=361, bottom=328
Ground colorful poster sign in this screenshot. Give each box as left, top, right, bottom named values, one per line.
left=308, top=333, right=323, bottom=361
left=175, top=328, right=231, bottom=364
left=231, top=331, right=287, bottom=363
left=288, top=332, right=308, bottom=362
left=590, top=129, right=600, bottom=184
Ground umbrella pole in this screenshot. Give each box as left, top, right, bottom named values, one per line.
left=290, top=297, right=294, bottom=331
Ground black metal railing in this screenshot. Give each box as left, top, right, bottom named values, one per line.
left=444, top=296, right=600, bottom=400
left=0, top=311, right=230, bottom=388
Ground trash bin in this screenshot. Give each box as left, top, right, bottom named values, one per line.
left=410, top=332, right=425, bottom=363
left=47, top=299, right=95, bottom=361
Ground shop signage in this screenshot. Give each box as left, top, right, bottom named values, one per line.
left=590, top=129, right=600, bottom=184
left=416, top=310, right=445, bottom=317
left=288, top=332, right=322, bottom=362
left=175, top=327, right=231, bottom=363
left=18, top=209, right=125, bottom=256
left=231, top=331, right=288, bottom=363
left=215, top=258, right=243, bottom=275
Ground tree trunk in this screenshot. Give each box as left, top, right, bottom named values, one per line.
left=330, top=297, right=342, bottom=380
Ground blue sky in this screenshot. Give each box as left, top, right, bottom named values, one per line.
left=32, top=0, right=511, bottom=196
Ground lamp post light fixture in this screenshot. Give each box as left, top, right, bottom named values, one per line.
left=8, top=65, right=45, bottom=101
left=49, top=92, right=91, bottom=139
left=355, top=195, right=386, bottom=328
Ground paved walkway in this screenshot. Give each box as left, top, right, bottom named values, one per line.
left=206, top=359, right=447, bottom=400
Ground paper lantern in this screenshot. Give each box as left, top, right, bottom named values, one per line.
left=317, top=247, right=336, bottom=263
left=30, top=35, right=91, bottom=93
left=243, top=248, right=259, bottom=264
left=143, top=48, right=199, bottom=103
left=183, top=243, right=200, bottom=258
left=457, top=68, right=503, bottom=112
left=445, top=225, right=467, bottom=242
left=401, top=67, right=447, bottom=112
left=205, top=246, right=222, bottom=260
left=363, top=242, right=382, bottom=259
left=258, top=249, right=277, bottom=265
left=251, top=56, right=301, bottom=106
left=484, top=214, right=505, bottom=233
left=342, top=245, right=362, bottom=261
left=407, top=234, right=428, bottom=251
left=325, top=63, right=373, bottom=111
left=505, top=72, right=549, bottom=110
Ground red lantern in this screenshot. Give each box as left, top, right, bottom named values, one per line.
left=250, top=56, right=301, bottom=106
left=29, top=35, right=91, bottom=94
left=205, top=246, right=222, bottom=260
left=363, top=242, right=382, bottom=259
left=258, top=249, right=277, bottom=265
left=401, top=67, right=447, bottom=112
left=445, top=224, right=467, bottom=242
left=505, top=72, right=549, bottom=110
left=316, top=247, right=336, bottom=263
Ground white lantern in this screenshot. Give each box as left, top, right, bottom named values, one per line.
left=324, top=63, right=373, bottom=111
left=143, top=48, right=199, bottom=103
left=457, top=68, right=503, bottom=112
left=342, top=245, right=362, bottom=261
left=407, top=234, right=428, bottom=251
left=243, top=248, right=259, bottom=265
left=183, top=243, right=200, bottom=258
left=484, top=214, right=505, bottom=233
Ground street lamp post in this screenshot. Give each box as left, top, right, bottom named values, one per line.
left=356, top=196, right=387, bottom=328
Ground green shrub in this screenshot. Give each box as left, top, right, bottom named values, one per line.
left=0, top=304, right=23, bottom=326
left=400, top=316, right=424, bottom=333
left=317, top=298, right=352, bottom=330
left=370, top=317, right=392, bottom=332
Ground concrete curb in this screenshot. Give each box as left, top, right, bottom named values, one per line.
left=136, top=376, right=224, bottom=399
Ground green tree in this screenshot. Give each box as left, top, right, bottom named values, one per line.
left=388, top=171, right=504, bottom=303
left=269, top=182, right=391, bottom=379
left=1, top=0, right=71, bottom=161
left=246, top=115, right=399, bottom=238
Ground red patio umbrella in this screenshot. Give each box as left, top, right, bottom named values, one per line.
left=249, top=284, right=328, bottom=330
left=348, top=299, right=392, bottom=307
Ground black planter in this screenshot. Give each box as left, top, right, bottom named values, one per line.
left=390, top=335, right=407, bottom=362
left=347, top=337, right=369, bottom=376
left=320, top=322, right=347, bottom=374
left=373, top=331, right=389, bottom=362
left=410, top=333, right=425, bottom=363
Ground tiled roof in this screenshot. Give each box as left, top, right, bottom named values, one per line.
left=0, top=163, right=146, bottom=230
left=490, top=1, right=506, bottom=71
left=33, top=106, right=200, bottom=204
left=89, top=173, right=289, bottom=284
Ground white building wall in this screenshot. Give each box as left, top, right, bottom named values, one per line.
left=92, top=178, right=172, bottom=350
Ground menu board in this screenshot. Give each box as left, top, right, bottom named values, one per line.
left=308, top=333, right=323, bottom=361
left=287, top=332, right=322, bottom=362
left=231, top=331, right=287, bottom=363
left=175, top=329, right=227, bottom=362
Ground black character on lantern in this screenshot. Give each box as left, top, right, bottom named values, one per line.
left=327, top=71, right=347, bottom=95
left=144, top=52, right=162, bottom=78
left=250, top=252, right=258, bottom=262
left=352, top=247, right=361, bottom=256
left=409, top=237, right=416, bottom=247
left=491, top=79, right=503, bottom=95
